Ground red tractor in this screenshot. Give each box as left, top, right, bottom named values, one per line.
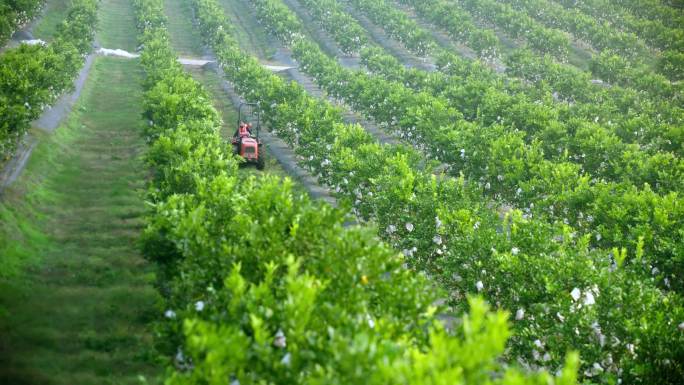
left=232, top=103, right=265, bottom=170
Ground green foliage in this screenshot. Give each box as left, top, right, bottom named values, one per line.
left=0, top=0, right=97, bottom=160
left=132, top=0, right=580, bottom=383
left=456, top=0, right=570, bottom=59
left=298, top=0, right=369, bottom=55
left=0, top=0, right=43, bottom=46
left=190, top=0, right=684, bottom=382
left=397, top=0, right=499, bottom=57
left=347, top=0, right=435, bottom=56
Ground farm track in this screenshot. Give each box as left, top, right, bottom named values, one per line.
left=0, top=0, right=162, bottom=383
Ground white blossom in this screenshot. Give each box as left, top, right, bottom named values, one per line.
left=175, top=349, right=185, bottom=363
left=274, top=329, right=286, bottom=348
left=511, top=247, right=520, bottom=256
left=475, top=281, right=484, bottom=291
left=435, top=216, right=443, bottom=228
left=405, top=222, right=414, bottom=232
left=678, top=322, right=684, bottom=330
left=557, top=312, right=565, bottom=322
left=386, top=224, right=397, bottom=234
left=534, top=339, right=543, bottom=349
left=515, top=308, right=525, bottom=320
left=367, top=314, right=375, bottom=329
left=164, top=309, right=176, bottom=319
left=195, top=300, right=205, bottom=312
left=570, top=288, right=581, bottom=301
left=584, top=291, right=596, bottom=306
left=433, top=235, right=443, bottom=245
left=281, top=352, right=291, bottom=366
left=584, top=362, right=603, bottom=377
left=627, top=343, right=635, bottom=354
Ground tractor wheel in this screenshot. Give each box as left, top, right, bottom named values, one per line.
left=256, top=155, right=265, bottom=170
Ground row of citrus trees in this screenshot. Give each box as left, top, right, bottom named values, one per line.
left=613, top=0, right=684, bottom=28
left=131, top=0, right=581, bottom=383
left=497, top=0, right=684, bottom=89
left=260, top=0, right=684, bottom=297
left=392, top=0, right=684, bottom=104
left=564, top=0, right=684, bottom=82
left=341, top=0, right=683, bottom=156
left=197, top=0, right=683, bottom=382
left=298, top=0, right=367, bottom=55
left=336, top=0, right=684, bottom=276
left=495, top=0, right=649, bottom=59
left=0, top=0, right=96, bottom=161
left=0, top=0, right=43, bottom=46
left=560, top=0, right=684, bottom=53
left=452, top=0, right=573, bottom=60
left=314, top=0, right=683, bottom=174
left=344, top=0, right=435, bottom=56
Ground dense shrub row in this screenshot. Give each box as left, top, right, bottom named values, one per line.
left=389, top=0, right=684, bottom=150
left=0, top=0, right=42, bottom=46
left=555, top=0, right=684, bottom=54
left=499, top=0, right=648, bottom=59
left=394, top=0, right=499, bottom=58
left=296, top=0, right=368, bottom=55
left=500, top=0, right=683, bottom=86
left=345, top=0, right=435, bottom=56
left=0, top=0, right=96, bottom=160
left=195, top=0, right=684, bottom=382
left=358, top=46, right=684, bottom=286
left=453, top=0, right=571, bottom=60
left=611, top=0, right=684, bottom=30
left=133, top=0, right=580, bottom=383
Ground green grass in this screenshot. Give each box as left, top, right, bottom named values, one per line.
left=32, top=0, right=71, bottom=41
left=163, top=0, right=205, bottom=57
left=97, top=0, right=139, bottom=51
left=0, top=0, right=163, bottom=381
left=0, top=56, right=162, bottom=385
